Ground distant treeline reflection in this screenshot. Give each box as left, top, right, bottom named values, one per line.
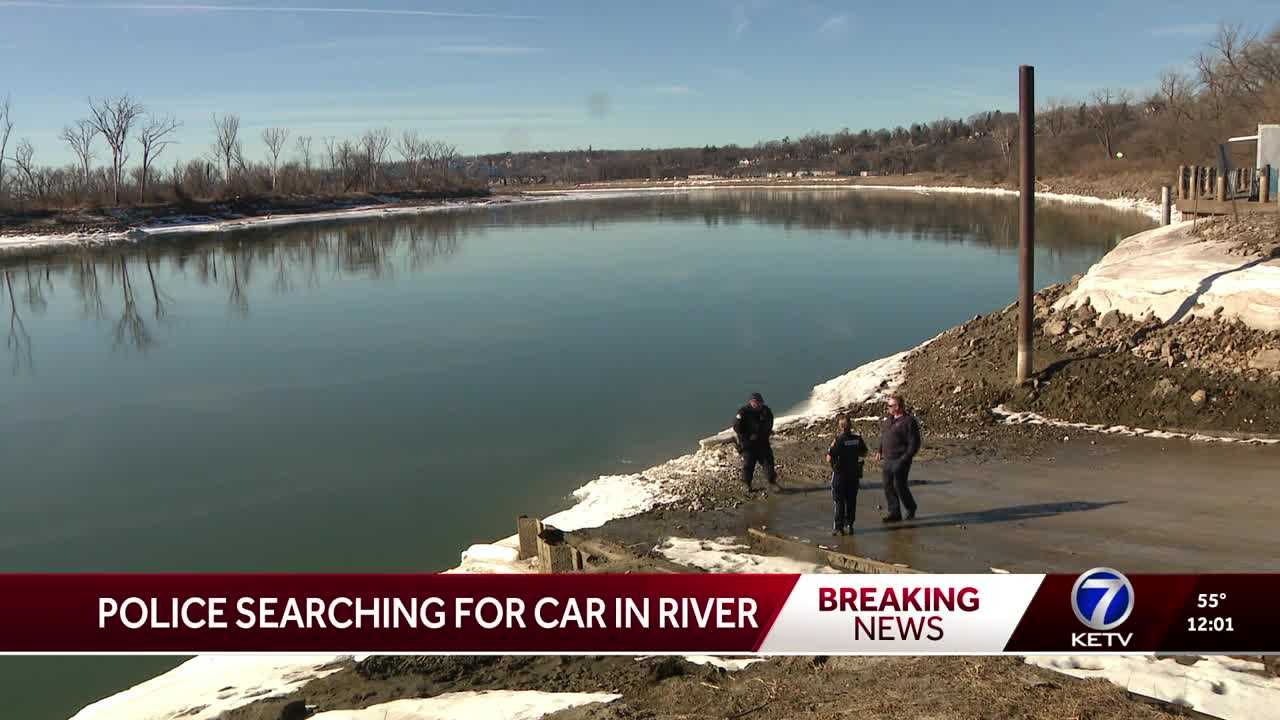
left=2, top=191, right=1151, bottom=373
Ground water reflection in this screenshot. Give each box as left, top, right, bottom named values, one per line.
left=0, top=191, right=1149, bottom=375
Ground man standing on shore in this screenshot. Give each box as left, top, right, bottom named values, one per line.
left=875, top=394, right=921, bottom=522
left=734, top=392, right=779, bottom=490
left=826, top=415, right=868, bottom=535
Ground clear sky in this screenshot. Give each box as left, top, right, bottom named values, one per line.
left=0, top=0, right=1274, bottom=165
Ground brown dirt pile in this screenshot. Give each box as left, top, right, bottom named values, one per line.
left=1189, top=213, right=1280, bottom=258
left=229, top=655, right=1180, bottom=720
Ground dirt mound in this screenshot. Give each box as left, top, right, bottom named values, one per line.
left=893, top=281, right=1280, bottom=437
left=1190, top=214, right=1280, bottom=258
left=229, top=655, right=1179, bottom=720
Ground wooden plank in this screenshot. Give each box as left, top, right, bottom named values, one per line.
left=516, top=515, right=540, bottom=561
left=537, top=524, right=577, bottom=574
left=746, top=527, right=923, bottom=574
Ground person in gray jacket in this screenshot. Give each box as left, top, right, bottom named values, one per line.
left=875, top=394, right=921, bottom=522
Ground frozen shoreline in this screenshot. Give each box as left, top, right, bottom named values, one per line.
left=1, top=180, right=1166, bottom=256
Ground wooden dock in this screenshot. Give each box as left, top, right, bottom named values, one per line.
left=1175, top=163, right=1279, bottom=217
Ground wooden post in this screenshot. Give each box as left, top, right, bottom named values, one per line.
left=1016, top=65, right=1035, bottom=385
left=516, top=515, right=540, bottom=560
left=1177, top=165, right=1186, bottom=199
left=1216, top=174, right=1227, bottom=202
left=1262, top=166, right=1272, bottom=205
left=536, top=524, right=576, bottom=573
left=1190, top=165, right=1200, bottom=198
left=1161, top=186, right=1171, bottom=225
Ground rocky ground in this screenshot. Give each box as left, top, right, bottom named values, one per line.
left=898, top=279, right=1280, bottom=437
left=1189, top=213, right=1280, bottom=258
left=230, top=655, right=1183, bottom=720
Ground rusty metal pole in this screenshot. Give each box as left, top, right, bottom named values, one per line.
left=1016, top=65, right=1035, bottom=385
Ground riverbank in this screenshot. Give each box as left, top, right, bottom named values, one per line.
left=65, top=189, right=1280, bottom=720
left=1, top=175, right=1169, bottom=260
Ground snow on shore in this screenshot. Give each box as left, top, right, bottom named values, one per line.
left=1027, top=655, right=1280, bottom=720
left=1054, top=221, right=1280, bottom=331
left=3, top=181, right=1163, bottom=254
left=69, top=655, right=353, bottom=720
left=993, top=406, right=1280, bottom=445
left=308, top=691, right=621, bottom=720
left=655, top=537, right=838, bottom=574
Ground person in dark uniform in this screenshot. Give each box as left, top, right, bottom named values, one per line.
left=734, top=392, right=778, bottom=490
left=826, top=415, right=868, bottom=535
left=875, top=394, right=921, bottom=522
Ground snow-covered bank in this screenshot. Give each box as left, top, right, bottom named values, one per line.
left=3, top=180, right=1162, bottom=256
left=308, top=691, right=621, bottom=720
left=529, top=182, right=1171, bottom=224
left=1027, top=655, right=1280, bottom=720
left=655, top=537, right=839, bottom=574
left=993, top=405, right=1280, bottom=445
left=1054, top=221, right=1280, bottom=331
left=70, top=655, right=355, bottom=720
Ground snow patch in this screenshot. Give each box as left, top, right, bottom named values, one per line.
left=636, top=655, right=765, bottom=671
left=1053, top=221, right=1280, bottom=331
left=447, top=535, right=538, bottom=574
left=308, top=691, right=621, bottom=720
left=992, top=405, right=1280, bottom=445
left=1026, top=655, right=1280, bottom=720
left=655, top=536, right=839, bottom=574
left=69, top=655, right=355, bottom=720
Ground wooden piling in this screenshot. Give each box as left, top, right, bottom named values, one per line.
left=1190, top=165, right=1200, bottom=199
left=536, top=524, right=577, bottom=573
left=516, top=515, right=540, bottom=560
left=1177, top=165, right=1186, bottom=199
left=1262, top=166, right=1272, bottom=205
left=1161, top=186, right=1171, bottom=225
left=1216, top=175, right=1227, bottom=202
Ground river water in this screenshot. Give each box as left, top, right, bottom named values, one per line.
left=0, top=189, right=1153, bottom=718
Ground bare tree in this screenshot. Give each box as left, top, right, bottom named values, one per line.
left=11, top=138, right=37, bottom=205
left=211, top=113, right=242, bottom=189
left=87, top=95, right=145, bottom=204
left=0, top=95, right=14, bottom=202
left=361, top=128, right=392, bottom=189
left=136, top=114, right=181, bottom=202
left=60, top=119, right=97, bottom=189
left=1086, top=88, right=1131, bottom=160
left=295, top=134, right=313, bottom=173
left=433, top=140, right=458, bottom=176
left=261, top=127, right=290, bottom=191
left=395, top=129, right=424, bottom=187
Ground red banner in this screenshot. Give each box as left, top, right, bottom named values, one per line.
left=0, top=573, right=798, bottom=653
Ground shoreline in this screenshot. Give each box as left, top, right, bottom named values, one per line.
left=1, top=179, right=1169, bottom=259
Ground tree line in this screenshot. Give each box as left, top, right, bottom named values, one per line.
left=0, top=97, right=475, bottom=213
left=1, top=23, right=1277, bottom=213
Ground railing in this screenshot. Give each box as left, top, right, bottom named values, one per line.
left=1175, top=164, right=1278, bottom=216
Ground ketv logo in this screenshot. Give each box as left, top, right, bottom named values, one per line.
left=1070, top=568, right=1135, bottom=648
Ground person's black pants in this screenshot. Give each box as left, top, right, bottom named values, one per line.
left=882, top=457, right=916, bottom=518
left=741, top=444, right=777, bottom=488
left=831, top=472, right=858, bottom=530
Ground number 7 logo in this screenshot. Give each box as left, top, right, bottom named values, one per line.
left=1072, top=568, right=1135, bottom=631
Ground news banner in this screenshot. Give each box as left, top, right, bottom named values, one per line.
left=0, top=570, right=1270, bottom=654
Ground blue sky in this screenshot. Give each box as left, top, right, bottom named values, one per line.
left=0, top=0, right=1274, bottom=164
